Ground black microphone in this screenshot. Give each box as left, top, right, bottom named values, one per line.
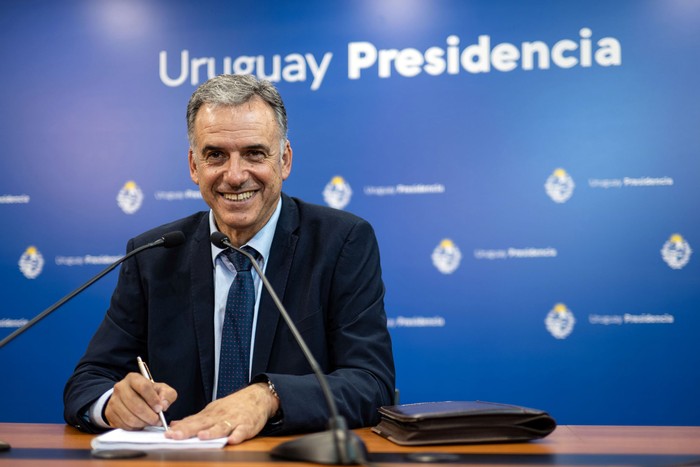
left=210, top=231, right=369, bottom=465
left=0, top=231, right=185, bottom=349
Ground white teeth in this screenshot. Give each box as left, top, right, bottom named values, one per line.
left=223, top=191, right=254, bottom=201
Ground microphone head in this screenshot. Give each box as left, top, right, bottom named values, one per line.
left=161, top=231, right=186, bottom=248
left=210, top=231, right=229, bottom=249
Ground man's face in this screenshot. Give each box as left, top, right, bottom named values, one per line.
left=189, top=98, right=292, bottom=246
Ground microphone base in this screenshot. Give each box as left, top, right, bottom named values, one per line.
left=270, top=428, right=368, bottom=465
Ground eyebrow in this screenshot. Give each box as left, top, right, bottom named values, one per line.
left=201, top=145, right=222, bottom=153
left=200, top=143, right=271, bottom=153
left=240, top=143, right=271, bottom=153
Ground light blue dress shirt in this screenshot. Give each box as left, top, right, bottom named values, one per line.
left=210, top=198, right=281, bottom=400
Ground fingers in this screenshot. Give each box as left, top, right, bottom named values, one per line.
left=154, top=382, right=177, bottom=411
left=167, top=408, right=240, bottom=441
left=105, top=390, right=154, bottom=430
left=228, top=424, right=254, bottom=445
left=196, top=419, right=239, bottom=441
left=105, top=373, right=177, bottom=430
left=165, top=384, right=272, bottom=444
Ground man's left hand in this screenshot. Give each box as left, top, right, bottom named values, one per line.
left=164, top=382, right=280, bottom=444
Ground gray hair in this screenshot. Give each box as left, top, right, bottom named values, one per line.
left=186, top=74, right=288, bottom=151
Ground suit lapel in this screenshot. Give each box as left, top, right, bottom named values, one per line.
left=252, top=194, right=299, bottom=375
left=189, top=214, right=216, bottom=401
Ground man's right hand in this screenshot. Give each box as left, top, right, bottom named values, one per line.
left=104, top=372, right=178, bottom=430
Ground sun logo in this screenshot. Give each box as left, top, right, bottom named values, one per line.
left=322, top=176, right=353, bottom=210
left=18, top=246, right=45, bottom=279
left=544, top=168, right=575, bottom=203
left=116, top=180, right=144, bottom=214
left=545, top=303, right=576, bottom=339
left=661, top=234, right=692, bottom=270
left=431, top=239, right=462, bottom=274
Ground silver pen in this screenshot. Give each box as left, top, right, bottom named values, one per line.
left=136, top=356, right=170, bottom=431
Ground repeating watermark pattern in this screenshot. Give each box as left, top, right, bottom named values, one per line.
left=323, top=176, right=353, bottom=210
left=117, top=181, right=144, bottom=214
left=545, top=303, right=576, bottom=339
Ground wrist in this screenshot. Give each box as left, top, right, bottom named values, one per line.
left=255, top=380, right=280, bottom=420
left=250, top=374, right=283, bottom=423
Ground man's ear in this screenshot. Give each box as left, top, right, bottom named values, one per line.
left=188, top=149, right=200, bottom=185
left=281, top=141, right=293, bottom=180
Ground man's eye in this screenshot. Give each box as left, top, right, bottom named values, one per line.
left=246, top=150, right=267, bottom=161
left=204, top=152, right=226, bottom=162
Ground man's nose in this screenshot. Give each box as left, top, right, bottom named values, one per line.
left=222, top=155, right=248, bottom=185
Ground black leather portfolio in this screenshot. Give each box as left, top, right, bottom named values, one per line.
left=372, top=401, right=557, bottom=446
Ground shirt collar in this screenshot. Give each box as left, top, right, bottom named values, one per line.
left=209, top=197, right=282, bottom=266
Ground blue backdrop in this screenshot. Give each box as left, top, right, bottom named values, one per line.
left=1, top=0, right=699, bottom=426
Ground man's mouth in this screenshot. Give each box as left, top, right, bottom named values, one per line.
left=222, top=191, right=254, bottom=201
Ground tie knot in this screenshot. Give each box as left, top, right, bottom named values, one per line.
left=225, top=247, right=259, bottom=272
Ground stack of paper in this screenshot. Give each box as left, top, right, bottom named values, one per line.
left=91, top=427, right=228, bottom=451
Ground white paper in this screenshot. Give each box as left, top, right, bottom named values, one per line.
left=91, top=426, right=228, bottom=451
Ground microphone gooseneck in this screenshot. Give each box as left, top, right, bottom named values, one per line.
left=210, top=231, right=369, bottom=465
left=0, top=231, right=186, bottom=349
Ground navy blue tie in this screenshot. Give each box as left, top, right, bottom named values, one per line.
left=217, top=246, right=259, bottom=399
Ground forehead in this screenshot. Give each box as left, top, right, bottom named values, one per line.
left=193, top=98, right=280, bottom=145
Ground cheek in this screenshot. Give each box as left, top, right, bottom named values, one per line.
left=271, top=161, right=290, bottom=182
left=194, top=166, right=223, bottom=186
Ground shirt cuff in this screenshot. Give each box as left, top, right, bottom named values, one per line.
left=88, top=388, right=114, bottom=429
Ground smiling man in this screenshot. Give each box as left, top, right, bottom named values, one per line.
left=189, top=94, right=291, bottom=248
left=64, top=74, right=395, bottom=444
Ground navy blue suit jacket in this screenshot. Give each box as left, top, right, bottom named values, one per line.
left=63, top=194, right=395, bottom=434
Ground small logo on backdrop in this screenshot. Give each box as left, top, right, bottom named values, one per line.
left=323, top=176, right=353, bottom=210
left=661, top=234, right=692, bottom=270
left=545, top=303, right=576, bottom=339
left=431, top=239, right=462, bottom=274
left=545, top=168, right=575, bottom=203
left=18, top=246, right=44, bottom=279
left=117, top=181, right=144, bottom=214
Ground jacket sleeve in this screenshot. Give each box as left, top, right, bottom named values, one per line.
left=255, top=219, right=395, bottom=435
left=63, top=237, right=148, bottom=433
